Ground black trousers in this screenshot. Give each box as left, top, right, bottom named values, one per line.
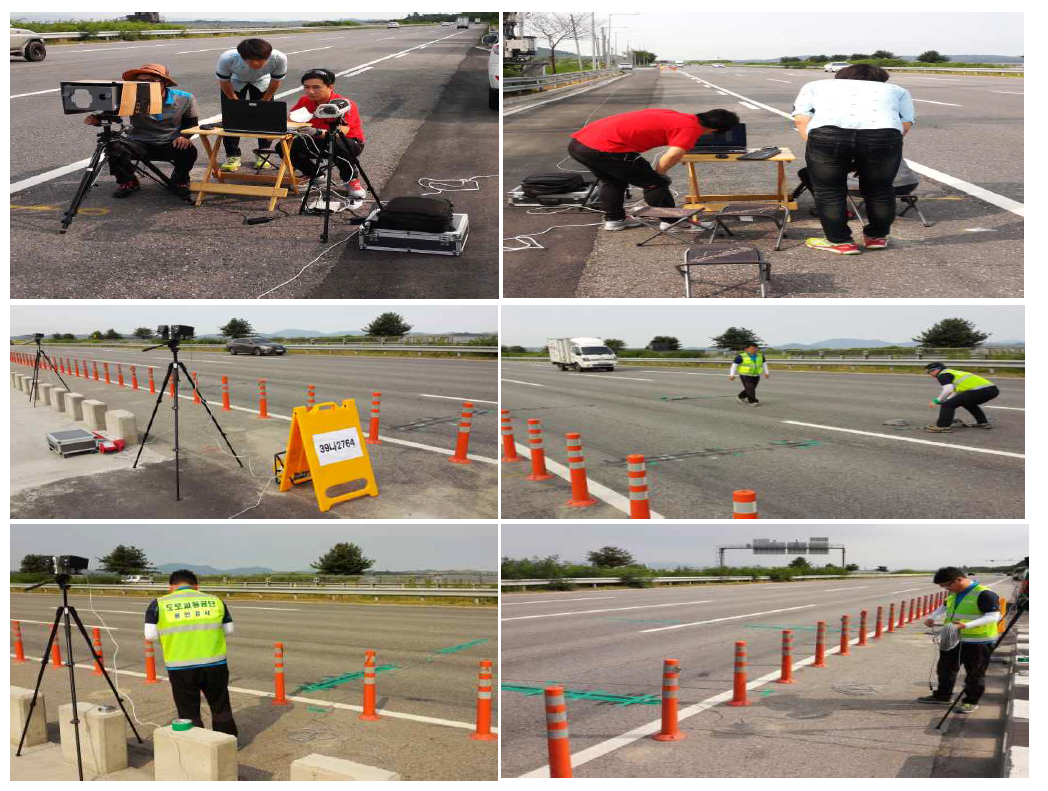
left=289, top=133, right=363, bottom=182
left=168, top=664, right=239, bottom=738
left=222, top=83, right=267, bottom=157
left=937, top=386, right=999, bottom=427
left=795, top=166, right=916, bottom=198
left=737, top=375, right=761, bottom=403
left=935, top=642, right=993, bottom=704
left=567, top=138, right=674, bottom=221
left=804, top=126, right=904, bottom=243
left=108, top=138, right=197, bottom=185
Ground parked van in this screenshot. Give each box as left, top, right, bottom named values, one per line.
left=548, top=337, right=617, bottom=372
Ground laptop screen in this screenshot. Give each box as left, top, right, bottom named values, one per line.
left=221, top=97, right=288, bottom=134
left=690, top=123, right=747, bottom=151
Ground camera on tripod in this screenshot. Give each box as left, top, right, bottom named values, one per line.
left=60, top=80, right=162, bottom=117
left=157, top=325, right=195, bottom=341
left=33, top=333, right=44, bottom=341
left=52, top=555, right=89, bottom=576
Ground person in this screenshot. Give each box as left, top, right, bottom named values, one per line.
left=83, top=63, right=198, bottom=198
left=729, top=343, right=769, bottom=406
left=145, top=569, right=238, bottom=738
left=918, top=567, right=1001, bottom=714
left=216, top=38, right=288, bottom=172
left=287, top=68, right=367, bottom=199
left=923, top=362, right=999, bottom=433
left=792, top=63, right=916, bottom=255
left=568, top=108, right=740, bottom=231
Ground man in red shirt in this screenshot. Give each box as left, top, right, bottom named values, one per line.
left=288, top=68, right=367, bottom=198
left=568, top=108, right=739, bottom=230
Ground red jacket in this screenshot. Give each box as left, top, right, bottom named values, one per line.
left=290, top=91, right=365, bottom=141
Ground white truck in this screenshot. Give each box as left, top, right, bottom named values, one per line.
left=548, top=337, right=617, bottom=372
left=457, top=17, right=470, bottom=28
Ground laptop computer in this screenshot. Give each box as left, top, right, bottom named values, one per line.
left=689, top=123, right=747, bottom=154
left=220, top=97, right=289, bottom=135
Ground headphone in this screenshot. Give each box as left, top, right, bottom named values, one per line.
left=301, top=68, right=336, bottom=85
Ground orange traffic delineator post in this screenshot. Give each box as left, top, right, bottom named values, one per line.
left=839, top=615, right=851, bottom=655
left=449, top=401, right=475, bottom=464
left=258, top=379, right=270, bottom=418
left=144, top=640, right=159, bottom=683
left=470, top=660, right=497, bottom=741
left=59, top=357, right=66, bottom=374
left=813, top=621, right=828, bottom=667
left=272, top=643, right=290, bottom=706
left=221, top=376, right=231, bottom=411
left=104, top=362, right=111, bottom=385
left=92, top=628, right=104, bottom=675
left=776, top=630, right=797, bottom=684
left=653, top=658, right=686, bottom=741
left=168, top=373, right=175, bottom=399
left=74, top=359, right=81, bottom=377
left=897, top=600, right=906, bottom=629
left=887, top=603, right=896, bottom=633
left=627, top=454, right=652, bottom=519
left=149, top=367, right=156, bottom=395
left=908, top=598, right=916, bottom=624
left=192, top=372, right=201, bottom=404
left=131, top=365, right=138, bottom=390
left=874, top=605, right=884, bottom=639
left=500, top=410, right=523, bottom=462
left=117, top=364, right=125, bottom=387
left=525, top=419, right=554, bottom=481
left=366, top=391, right=382, bottom=445
left=51, top=641, right=63, bottom=667
left=307, top=385, right=316, bottom=409
left=12, top=621, right=27, bottom=664
left=732, top=489, right=758, bottom=519
left=728, top=641, right=751, bottom=706
left=360, top=650, right=380, bottom=721
left=545, top=686, right=573, bottom=778
left=564, top=433, right=597, bottom=507
left=92, top=361, right=99, bottom=381
left=858, top=610, right=868, bottom=647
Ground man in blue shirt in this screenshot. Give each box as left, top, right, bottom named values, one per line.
left=216, top=38, right=288, bottom=172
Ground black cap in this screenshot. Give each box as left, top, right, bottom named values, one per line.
left=924, top=362, right=946, bottom=372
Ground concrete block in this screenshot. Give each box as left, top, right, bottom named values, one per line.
left=19, top=375, right=31, bottom=394
left=38, top=383, right=53, bottom=404
left=1006, top=746, right=1029, bottom=778
left=290, top=754, right=401, bottom=781
left=50, top=387, right=69, bottom=412
left=11, top=371, right=21, bottom=388
left=82, top=400, right=107, bottom=431
left=59, top=702, right=128, bottom=775
left=154, top=725, right=237, bottom=781
left=11, top=686, right=47, bottom=748
left=65, top=393, right=86, bottom=421
left=104, top=410, right=139, bottom=446
left=1011, top=699, right=1029, bottom=721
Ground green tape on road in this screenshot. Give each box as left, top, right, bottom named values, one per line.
left=502, top=684, right=660, bottom=706
left=433, top=638, right=489, bottom=655
left=293, top=664, right=398, bottom=693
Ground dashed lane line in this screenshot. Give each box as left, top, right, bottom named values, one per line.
left=639, top=604, right=817, bottom=633
left=420, top=394, right=498, bottom=404
left=502, top=379, right=545, bottom=387
left=781, top=420, right=1024, bottom=459
left=502, top=597, right=617, bottom=606
left=502, top=600, right=711, bottom=621
left=913, top=99, right=963, bottom=107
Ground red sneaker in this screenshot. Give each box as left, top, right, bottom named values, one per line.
left=864, top=236, right=889, bottom=249
left=805, top=237, right=861, bottom=255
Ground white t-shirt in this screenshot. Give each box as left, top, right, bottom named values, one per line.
left=215, top=49, right=288, bottom=91
left=792, top=79, right=916, bottom=133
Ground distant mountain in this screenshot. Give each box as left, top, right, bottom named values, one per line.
left=153, top=563, right=277, bottom=575
left=737, top=55, right=1021, bottom=64
left=776, top=338, right=917, bottom=349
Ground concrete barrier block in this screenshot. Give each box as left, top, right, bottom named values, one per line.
left=38, top=382, right=53, bottom=404
left=82, top=400, right=107, bottom=431
left=1006, top=746, right=1029, bottom=778
left=11, top=686, right=47, bottom=748
left=65, top=393, right=86, bottom=421
left=59, top=702, right=128, bottom=775
left=19, top=375, right=32, bottom=394
left=104, top=409, right=139, bottom=446
left=154, top=725, right=238, bottom=781
left=11, top=371, right=20, bottom=388
left=50, top=387, right=69, bottom=412
left=290, top=754, right=401, bottom=781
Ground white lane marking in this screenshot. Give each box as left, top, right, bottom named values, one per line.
left=636, top=370, right=723, bottom=376
left=393, top=53, right=409, bottom=58
left=986, top=405, right=1024, bottom=411
left=502, top=379, right=544, bottom=387
left=738, top=101, right=758, bottom=110
left=578, top=374, right=653, bottom=381
left=175, top=48, right=227, bottom=54
left=767, top=79, right=792, bottom=83
left=502, top=597, right=617, bottom=606
left=913, top=99, right=963, bottom=107
left=513, top=440, right=666, bottom=519
left=343, top=66, right=375, bottom=79
left=823, top=586, right=865, bottom=592
left=503, top=74, right=629, bottom=117
left=235, top=606, right=301, bottom=611
left=286, top=47, right=333, bottom=55
left=892, top=587, right=925, bottom=594
left=420, top=393, right=498, bottom=404
left=639, top=604, right=816, bottom=633
left=781, top=420, right=1024, bottom=459
left=16, top=619, right=118, bottom=630
left=715, top=91, right=727, bottom=95
left=681, top=74, right=1024, bottom=217
left=992, top=91, right=1023, bottom=95
left=502, top=600, right=710, bottom=621
left=67, top=43, right=180, bottom=53
left=11, top=88, right=60, bottom=98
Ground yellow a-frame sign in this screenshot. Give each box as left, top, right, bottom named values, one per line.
left=279, top=400, right=379, bottom=512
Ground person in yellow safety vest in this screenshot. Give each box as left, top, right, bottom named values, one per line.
left=918, top=566, right=1001, bottom=714
left=923, top=361, right=999, bottom=433
left=729, top=343, right=770, bottom=406
left=144, top=569, right=238, bottom=739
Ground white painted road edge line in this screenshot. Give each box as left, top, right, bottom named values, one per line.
left=986, top=405, right=1024, bottom=411
left=502, top=378, right=545, bottom=387
left=639, top=604, right=816, bottom=633
left=512, top=441, right=667, bottom=520
left=578, top=374, right=653, bottom=382
left=420, top=393, right=498, bottom=404
left=11, top=88, right=60, bottom=98
left=502, top=597, right=617, bottom=606
left=502, top=600, right=711, bottom=622
left=913, top=99, right=963, bottom=107
left=782, top=420, right=1025, bottom=459
left=822, top=587, right=866, bottom=592
left=503, top=74, right=630, bottom=117
left=892, top=587, right=925, bottom=594
left=14, top=619, right=118, bottom=630
left=11, top=654, right=491, bottom=732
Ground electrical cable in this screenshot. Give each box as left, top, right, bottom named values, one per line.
left=417, top=174, right=497, bottom=196
left=256, top=231, right=360, bottom=298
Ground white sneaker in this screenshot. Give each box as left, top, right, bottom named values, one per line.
left=604, top=218, right=643, bottom=231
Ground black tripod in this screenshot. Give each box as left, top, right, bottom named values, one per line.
left=132, top=338, right=243, bottom=500
left=61, top=116, right=173, bottom=234
left=15, top=574, right=143, bottom=780
left=297, top=119, right=384, bottom=242
left=25, top=335, right=69, bottom=407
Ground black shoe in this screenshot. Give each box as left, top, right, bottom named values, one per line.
left=169, top=182, right=191, bottom=200
left=916, top=694, right=952, bottom=705
left=113, top=179, right=141, bottom=198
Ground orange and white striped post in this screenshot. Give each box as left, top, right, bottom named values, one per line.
left=144, top=640, right=159, bottom=683
left=858, top=610, right=868, bottom=647
left=51, top=641, right=62, bottom=667
left=500, top=410, right=523, bottom=462
left=192, top=372, right=200, bottom=404
left=776, top=630, right=796, bottom=683
left=908, top=598, right=916, bottom=624
left=732, top=489, right=758, bottom=519
left=366, top=392, right=382, bottom=445
left=92, top=628, right=104, bottom=675
left=168, top=373, right=175, bottom=399
left=469, top=660, right=497, bottom=741
left=874, top=605, right=884, bottom=639
left=12, top=621, right=27, bottom=664
left=359, top=650, right=380, bottom=721
left=544, top=686, right=573, bottom=778
left=148, top=367, right=156, bottom=395
left=627, top=454, right=651, bottom=519
left=653, top=658, right=686, bottom=740
left=839, top=614, right=851, bottom=656
left=104, top=362, right=111, bottom=385
left=74, top=359, right=81, bottom=378
left=307, top=385, right=316, bottom=409
left=117, top=364, right=125, bottom=387
left=525, top=419, right=553, bottom=481
left=92, top=361, right=99, bottom=381
left=897, top=600, right=906, bottom=629
left=59, top=357, right=66, bottom=374
left=728, top=641, right=751, bottom=706
left=448, top=401, right=475, bottom=464
left=258, top=380, right=270, bottom=418
left=272, top=643, right=290, bottom=706
left=887, top=603, right=896, bottom=633
left=813, top=621, right=828, bottom=667
left=130, top=365, right=138, bottom=391
left=564, top=433, right=596, bottom=507
left=221, top=376, right=231, bottom=411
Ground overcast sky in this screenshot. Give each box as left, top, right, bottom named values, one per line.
left=10, top=304, right=496, bottom=337
left=502, top=523, right=1028, bottom=570
left=501, top=304, right=1024, bottom=347
left=523, top=12, right=1022, bottom=60
left=10, top=523, right=497, bottom=572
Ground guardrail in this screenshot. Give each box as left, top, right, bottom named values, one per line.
left=502, top=573, right=930, bottom=587
left=13, top=583, right=497, bottom=599
left=732, top=64, right=1022, bottom=74
left=502, top=357, right=1024, bottom=368
left=12, top=343, right=496, bottom=354
left=503, top=68, right=622, bottom=94
left=32, top=24, right=426, bottom=40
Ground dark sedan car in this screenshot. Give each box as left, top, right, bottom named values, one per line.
left=226, top=337, right=287, bottom=356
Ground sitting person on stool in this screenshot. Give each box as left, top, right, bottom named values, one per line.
left=216, top=38, right=288, bottom=172
left=568, top=108, right=740, bottom=231
left=288, top=68, right=366, bottom=199
left=924, top=362, right=999, bottom=433
left=83, top=63, right=198, bottom=199
left=729, top=343, right=770, bottom=406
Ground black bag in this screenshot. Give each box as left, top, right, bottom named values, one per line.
left=374, top=197, right=454, bottom=233
left=521, top=172, right=586, bottom=198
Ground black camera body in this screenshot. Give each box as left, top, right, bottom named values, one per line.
left=53, top=555, right=89, bottom=575
left=157, top=325, right=195, bottom=341
left=33, top=333, right=44, bottom=340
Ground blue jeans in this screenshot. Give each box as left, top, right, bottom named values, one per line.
left=804, top=126, right=903, bottom=243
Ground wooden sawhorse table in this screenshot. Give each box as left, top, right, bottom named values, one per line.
left=681, top=147, right=798, bottom=212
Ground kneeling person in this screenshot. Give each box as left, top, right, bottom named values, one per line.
left=924, top=362, right=999, bottom=433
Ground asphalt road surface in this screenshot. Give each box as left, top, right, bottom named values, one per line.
left=501, top=362, right=1025, bottom=518
left=10, top=26, right=498, bottom=298
left=503, top=67, right=1023, bottom=297
left=501, top=574, right=1012, bottom=777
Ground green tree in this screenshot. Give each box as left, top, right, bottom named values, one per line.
left=365, top=312, right=413, bottom=337
left=132, top=327, right=154, bottom=340
left=787, top=556, right=811, bottom=569
left=648, top=336, right=681, bottom=351
left=89, top=330, right=104, bottom=340
left=62, top=333, right=76, bottom=341
left=710, top=327, right=764, bottom=349
left=310, top=542, right=375, bottom=575
left=466, top=334, right=498, bottom=346
left=20, top=554, right=53, bottom=574
left=830, top=54, right=849, bottom=60
left=845, top=563, right=860, bottom=572
left=780, top=56, right=801, bottom=64
left=809, top=54, right=829, bottom=63
left=96, top=545, right=152, bottom=575
left=632, top=49, right=657, bottom=66
left=219, top=318, right=255, bottom=338
left=603, top=338, right=626, bottom=353
left=587, top=546, right=636, bottom=568
left=871, top=50, right=895, bottom=59
left=918, top=50, right=950, bottom=63
left=103, top=329, right=121, bottom=340
left=912, top=318, right=990, bottom=348
left=850, top=53, right=871, bottom=60
left=505, top=345, right=527, bottom=354
left=50, top=332, right=63, bottom=341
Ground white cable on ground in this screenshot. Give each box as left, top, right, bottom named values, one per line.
left=503, top=222, right=603, bottom=251
left=256, top=231, right=360, bottom=298
left=417, top=174, right=497, bottom=196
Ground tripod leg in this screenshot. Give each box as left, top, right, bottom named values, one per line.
left=172, top=365, right=181, bottom=501
left=348, top=151, right=382, bottom=211
left=178, top=362, right=244, bottom=468
left=40, top=351, right=70, bottom=393
left=29, top=351, right=41, bottom=405
left=16, top=608, right=63, bottom=756
left=61, top=139, right=108, bottom=233
left=322, top=133, right=336, bottom=242
left=133, top=364, right=175, bottom=469
left=298, top=137, right=321, bottom=215
left=61, top=608, right=87, bottom=780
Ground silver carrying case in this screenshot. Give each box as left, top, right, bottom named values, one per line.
left=359, top=210, right=469, bottom=256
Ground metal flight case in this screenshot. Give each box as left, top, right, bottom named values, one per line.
left=359, top=210, right=469, bottom=256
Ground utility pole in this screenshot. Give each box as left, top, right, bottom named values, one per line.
left=570, top=14, right=583, bottom=72
left=590, top=12, right=597, bottom=70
